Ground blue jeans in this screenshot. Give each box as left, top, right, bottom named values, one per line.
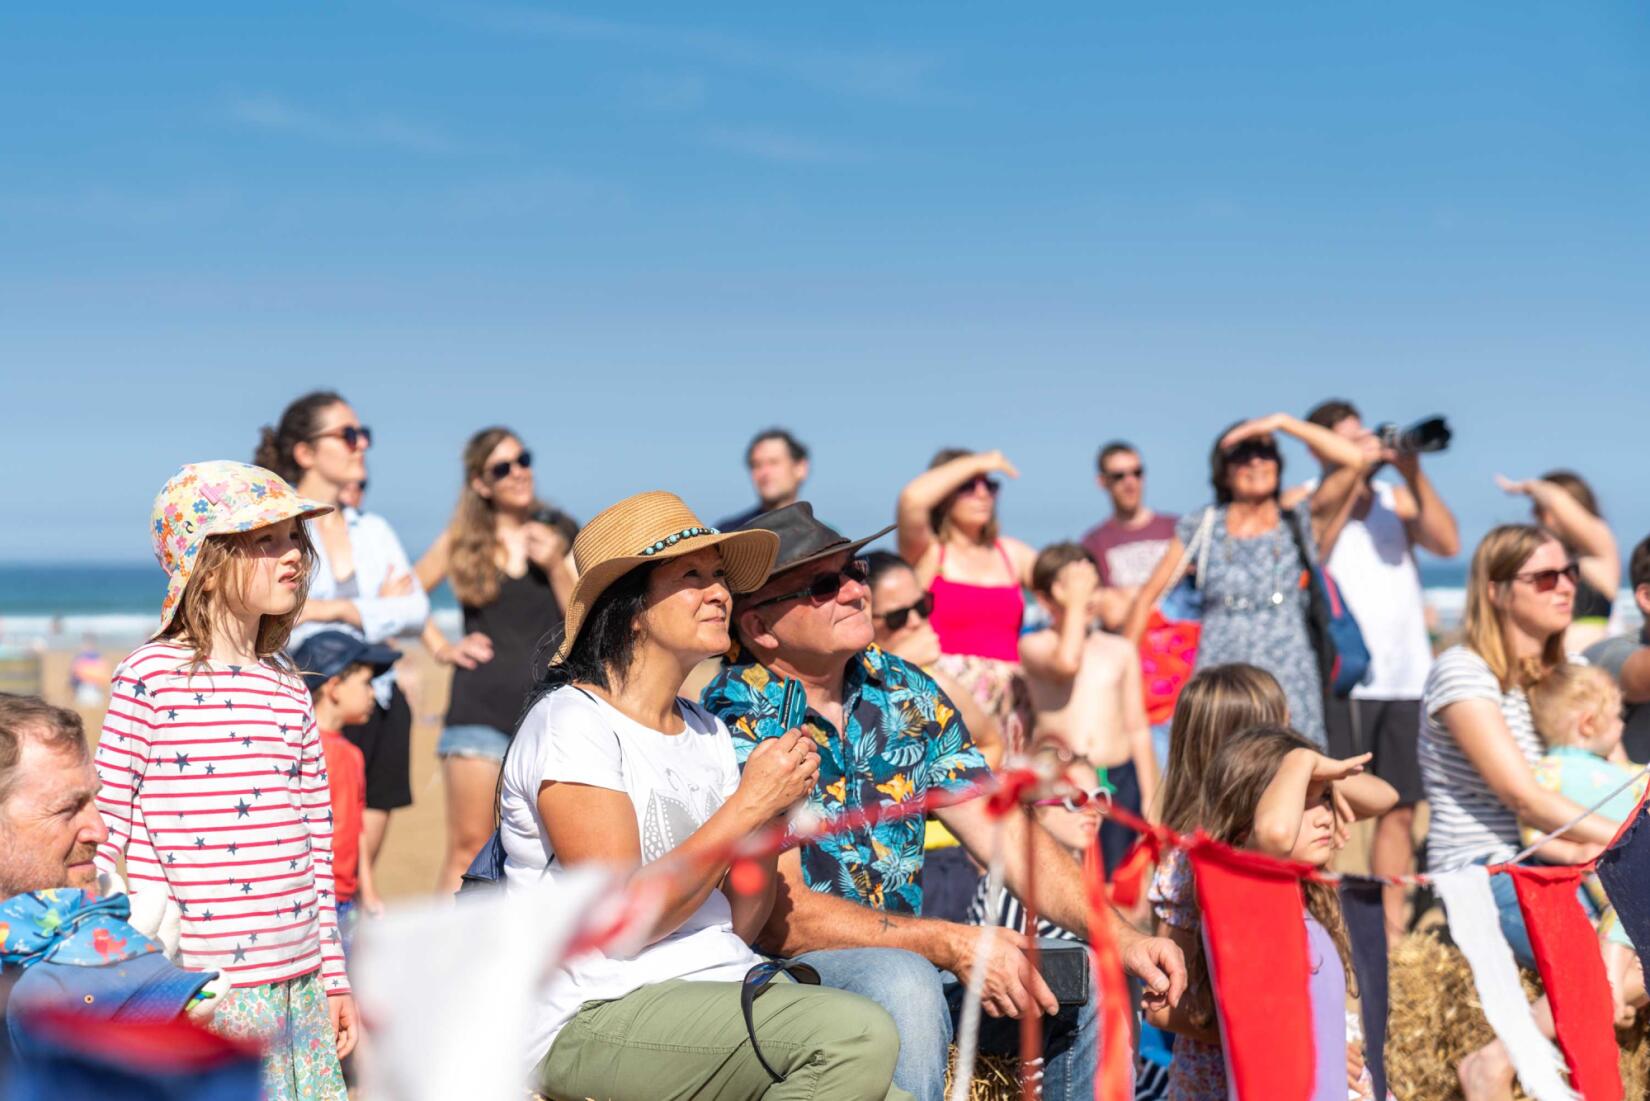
left=794, top=943, right=1098, bottom=1101
left=436, top=723, right=510, bottom=761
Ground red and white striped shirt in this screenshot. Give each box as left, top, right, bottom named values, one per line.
left=94, top=641, right=349, bottom=994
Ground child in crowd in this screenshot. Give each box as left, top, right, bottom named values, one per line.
left=1018, top=542, right=1159, bottom=877
left=290, top=630, right=393, bottom=939
left=94, top=461, right=356, bottom=1099
left=1200, top=726, right=1394, bottom=1101
left=1526, top=663, right=1648, bottom=1024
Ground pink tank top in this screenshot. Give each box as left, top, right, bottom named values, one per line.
left=928, top=542, right=1026, bottom=663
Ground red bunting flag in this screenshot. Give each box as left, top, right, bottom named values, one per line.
left=1082, top=840, right=1134, bottom=1101
left=1507, top=866, right=1623, bottom=1101
left=1187, top=837, right=1316, bottom=1101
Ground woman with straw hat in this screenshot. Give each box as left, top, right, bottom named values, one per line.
left=498, top=491, right=913, bottom=1100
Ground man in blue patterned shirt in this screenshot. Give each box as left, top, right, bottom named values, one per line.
left=702, top=503, right=1185, bottom=1101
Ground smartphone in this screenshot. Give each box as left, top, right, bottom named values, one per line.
left=780, top=679, right=808, bottom=732
left=1037, top=943, right=1091, bottom=1007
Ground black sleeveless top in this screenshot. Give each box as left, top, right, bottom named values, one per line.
left=444, top=565, right=564, bottom=735
left=1572, top=577, right=1613, bottom=622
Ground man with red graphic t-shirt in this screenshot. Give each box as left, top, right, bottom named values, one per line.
left=1081, top=441, right=1178, bottom=631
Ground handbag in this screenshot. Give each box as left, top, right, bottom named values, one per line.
left=1139, top=509, right=1214, bottom=725
left=1281, top=509, right=1370, bottom=697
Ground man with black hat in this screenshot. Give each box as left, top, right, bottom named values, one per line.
left=701, top=504, right=1186, bottom=1101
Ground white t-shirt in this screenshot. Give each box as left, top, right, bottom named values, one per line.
left=499, top=686, right=759, bottom=1073
left=1419, top=645, right=1546, bottom=870
left=1325, top=482, right=1434, bottom=700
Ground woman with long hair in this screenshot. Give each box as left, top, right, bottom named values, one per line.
left=256, top=391, right=429, bottom=878
left=416, top=426, right=577, bottom=893
left=895, top=448, right=1035, bottom=754
left=1496, top=469, right=1620, bottom=651
left=499, top=491, right=910, bottom=1100
left=1421, top=523, right=1627, bottom=1100
left=1125, top=414, right=1366, bottom=746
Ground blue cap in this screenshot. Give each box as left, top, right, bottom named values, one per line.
left=0, top=890, right=217, bottom=1061
left=288, top=629, right=399, bottom=693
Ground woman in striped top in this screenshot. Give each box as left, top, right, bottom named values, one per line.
left=1420, top=524, right=1624, bottom=1101
left=95, top=461, right=355, bottom=1100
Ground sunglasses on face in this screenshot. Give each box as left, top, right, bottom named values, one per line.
left=749, top=558, right=871, bottom=611
left=1103, top=466, right=1144, bottom=484
left=310, top=425, right=373, bottom=451
left=960, top=475, right=1000, bottom=496
left=1224, top=440, right=1279, bottom=466
left=1512, top=562, right=1580, bottom=593
left=488, top=450, right=533, bottom=482
left=878, top=593, right=934, bottom=631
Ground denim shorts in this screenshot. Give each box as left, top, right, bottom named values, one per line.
left=436, top=724, right=511, bottom=762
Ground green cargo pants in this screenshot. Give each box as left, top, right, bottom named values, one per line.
left=537, top=976, right=914, bottom=1100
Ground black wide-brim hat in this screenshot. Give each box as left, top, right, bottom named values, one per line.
left=733, top=502, right=895, bottom=580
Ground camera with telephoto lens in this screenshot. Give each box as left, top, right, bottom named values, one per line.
left=1374, top=415, right=1452, bottom=456
left=531, top=505, right=580, bottom=545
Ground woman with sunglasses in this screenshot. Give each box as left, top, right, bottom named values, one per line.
left=414, top=426, right=578, bottom=894
left=1125, top=413, right=1365, bottom=746
left=1495, top=470, right=1620, bottom=652
left=1419, top=525, right=1622, bottom=1099
left=257, top=390, right=431, bottom=884
left=896, top=448, right=1036, bottom=756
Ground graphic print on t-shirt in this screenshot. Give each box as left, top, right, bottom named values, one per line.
left=639, top=766, right=724, bottom=862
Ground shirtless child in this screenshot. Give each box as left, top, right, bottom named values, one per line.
left=1019, top=543, right=1159, bottom=876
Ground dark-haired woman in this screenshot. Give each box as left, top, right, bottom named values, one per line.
left=499, top=491, right=910, bottom=1100
left=257, top=391, right=429, bottom=875
left=1126, top=413, right=1365, bottom=746
left=896, top=448, right=1036, bottom=756
left=415, top=427, right=576, bottom=894
left=1496, top=469, right=1620, bottom=652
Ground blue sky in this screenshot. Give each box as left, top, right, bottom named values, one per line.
left=2, top=3, right=1646, bottom=567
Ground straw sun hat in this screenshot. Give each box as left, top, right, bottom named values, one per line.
left=553, top=491, right=780, bottom=662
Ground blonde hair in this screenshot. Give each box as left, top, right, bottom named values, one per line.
left=1463, top=524, right=1568, bottom=690
left=1528, top=664, right=1621, bottom=748
left=447, top=426, right=521, bottom=608
left=157, top=528, right=315, bottom=669
left=1156, top=664, right=1290, bottom=834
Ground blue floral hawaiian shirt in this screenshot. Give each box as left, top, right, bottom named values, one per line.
left=701, top=643, right=992, bottom=914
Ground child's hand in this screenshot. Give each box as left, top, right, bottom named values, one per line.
left=1303, top=750, right=1370, bottom=783
left=360, top=889, right=386, bottom=919
left=329, top=992, right=359, bottom=1058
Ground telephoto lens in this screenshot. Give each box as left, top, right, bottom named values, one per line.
left=1376, top=415, right=1452, bottom=455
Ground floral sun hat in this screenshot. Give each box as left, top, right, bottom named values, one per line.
left=150, top=460, right=332, bottom=632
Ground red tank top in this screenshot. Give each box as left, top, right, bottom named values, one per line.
left=928, top=542, right=1026, bottom=663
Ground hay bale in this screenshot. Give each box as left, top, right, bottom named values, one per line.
left=945, top=1049, right=1021, bottom=1101
left=1387, top=930, right=1649, bottom=1101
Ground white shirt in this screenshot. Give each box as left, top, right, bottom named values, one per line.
left=499, top=687, right=759, bottom=1072
left=1314, top=479, right=1434, bottom=699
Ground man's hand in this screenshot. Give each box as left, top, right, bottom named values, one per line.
left=1123, top=933, right=1186, bottom=1013
left=329, top=992, right=359, bottom=1058
left=948, top=926, right=1059, bottom=1020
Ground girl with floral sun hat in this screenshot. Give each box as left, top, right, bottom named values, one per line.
left=93, top=460, right=358, bottom=1100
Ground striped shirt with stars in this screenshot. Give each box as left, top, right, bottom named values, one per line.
left=93, top=640, right=349, bottom=994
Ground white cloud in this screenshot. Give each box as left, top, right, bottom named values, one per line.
left=225, top=93, right=457, bottom=154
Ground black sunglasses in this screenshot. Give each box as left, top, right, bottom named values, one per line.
left=488, top=450, right=533, bottom=482
left=1103, top=465, right=1145, bottom=483
left=1512, top=562, right=1580, bottom=594
left=960, top=475, right=1000, bottom=496
left=878, top=593, right=934, bottom=631
left=749, top=558, right=870, bottom=611
left=309, top=425, right=373, bottom=450
left=1224, top=440, right=1278, bottom=466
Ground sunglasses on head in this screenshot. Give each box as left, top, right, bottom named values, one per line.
left=488, top=450, right=533, bottom=482
left=1512, top=561, right=1580, bottom=593
left=310, top=425, right=372, bottom=450
left=1103, top=465, right=1145, bottom=484
left=1224, top=440, right=1278, bottom=466
left=749, top=558, right=870, bottom=611
left=960, top=475, right=1000, bottom=496
left=878, top=593, right=934, bottom=631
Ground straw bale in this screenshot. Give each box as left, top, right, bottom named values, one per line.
left=946, top=1050, right=1021, bottom=1101
left=1386, top=930, right=1648, bottom=1101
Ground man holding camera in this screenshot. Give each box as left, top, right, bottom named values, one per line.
left=1296, top=399, right=1460, bottom=943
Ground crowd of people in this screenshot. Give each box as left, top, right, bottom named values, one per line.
left=0, top=387, right=1647, bottom=1101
